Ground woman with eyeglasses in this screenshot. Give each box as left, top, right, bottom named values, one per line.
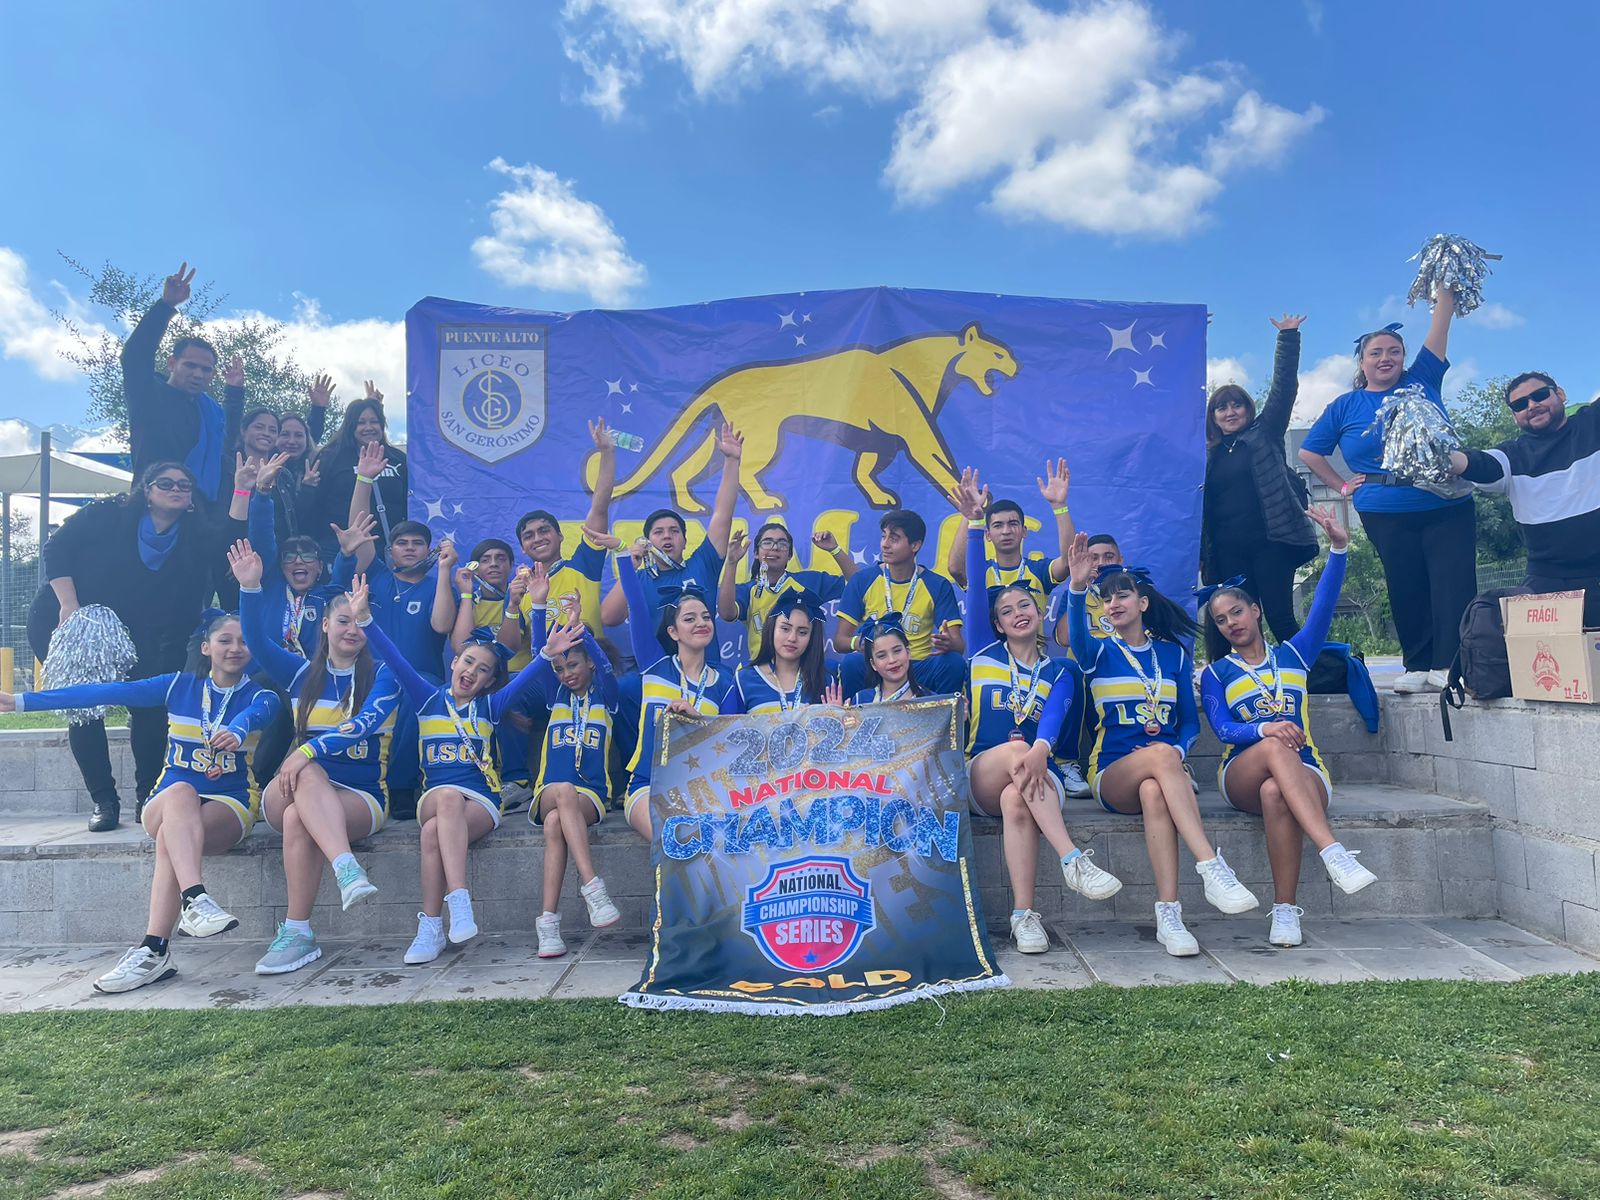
left=1202, top=315, right=1319, bottom=644
left=1198, top=506, right=1377, bottom=950
left=954, top=472, right=1121, bottom=956
left=1299, top=283, right=1475, bottom=694
left=614, top=536, right=743, bottom=841
left=1064, top=534, right=1260, bottom=957
left=28, top=461, right=250, bottom=832
left=717, top=520, right=853, bottom=659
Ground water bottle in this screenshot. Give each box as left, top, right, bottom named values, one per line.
left=607, top=429, right=645, bottom=453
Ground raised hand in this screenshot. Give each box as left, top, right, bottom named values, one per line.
left=356, top=440, right=388, bottom=481
left=255, top=451, right=292, bottom=491
left=507, top=566, right=531, bottom=605
left=436, top=540, right=459, bottom=573
left=727, top=529, right=748, bottom=562
left=1269, top=314, right=1308, bottom=331
left=811, top=530, right=840, bottom=554
left=1306, top=504, right=1350, bottom=551
left=454, top=565, right=475, bottom=595
left=589, top=417, right=615, bottom=459
left=527, top=560, right=550, bottom=606
left=1067, top=532, right=1093, bottom=589
left=1037, top=458, right=1071, bottom=507
left=931, top=622, right=957, bottom=654
left=581, top=525, right=623, bottom=551
left=347, top=574, right=371, bottom=624
left=822, top=680, right=845, bottom=707
left=162, top=262, right=196, bottom=307
left=955, top=466, right=988, bottom=521
left=628, top=537, right=649, bottom=567
left=223, top=355, right=245, bottom=389
left=543, top=615, right=584, bottom=658
left=718, top=422, right=744, bottom=461
left=308, top=372, right=335, bottom=408
left=301, top=457, right=322, bottom=488
left=234, top=452, right=260, bottom=492
left=227, top=539, right=264, bottom=590
left=364, top=380, right=384, bottom=404
left=330, top=511, right=379, bottom=557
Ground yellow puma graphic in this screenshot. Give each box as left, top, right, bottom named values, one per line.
left=585, top=324, right=1019, bottom=513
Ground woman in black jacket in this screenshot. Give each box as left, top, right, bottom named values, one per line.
left=1201, top=315, right=1318, bottom=643
left=29, top=462, right=248, bottom=831
left=299, top=383, right=407, bottom=561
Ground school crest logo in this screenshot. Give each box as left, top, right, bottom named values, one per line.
left=437, top=325, right=547, bottom=464
left=742, top=856, right=875, bottom=972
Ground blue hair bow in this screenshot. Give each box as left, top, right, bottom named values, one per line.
left=1193, top=575, right=1248, bottom=607
left=464, top=629, right=515, bottom=665
left=191, top=606, right=230, bottom=639
left=857, top=612, right=907, bottom=644
left=1093, top=564, right=1151, bottom=589
left=769, top=588, right=825, bottom=620
left=656, top=582, right=708, bottom=612
left=1354, top=321, right=1403, bottom=348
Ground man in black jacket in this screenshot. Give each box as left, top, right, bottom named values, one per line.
left=121, top=262, right=242, bottom=503
left=1451, top=372, right=1600, bottom=623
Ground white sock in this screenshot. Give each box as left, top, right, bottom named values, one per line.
left=285, top=918, right=312, bottom=936
left=540, top=910, right=559, bottom=921
left=332, top=852, right=357, bottom=873
left=1319, top=842, right=1346, bottom=861
left=445, top=888, right=471, bottom=905
left=419, top=913, right=444, bottom=928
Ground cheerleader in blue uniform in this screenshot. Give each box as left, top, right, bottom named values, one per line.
left=1199, top=506, right=1377, bottom=948
left=229, top=540, right=401, bottom=976
left=593, top=529, right=743, bottom=841
left=1064, top=534, right=1259, bottom=957
left=0, top=613, right=278, bottom=993
left=735, top=590, right=832, bottom=714
left=955, top=479, right=1121, bottom=955
left=843, top=614, right=922, bottom=706
left=352, top=570, right=554, bottom=964
left=523, top=568, right=623, bottom=960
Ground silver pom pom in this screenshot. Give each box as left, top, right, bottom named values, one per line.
left=1406, top=233, right=1500, bottom=317
left=42, top=605, right=137, bottom=726
left=1365, top=385, right=1473, bottom=499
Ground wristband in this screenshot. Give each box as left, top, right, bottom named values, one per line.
left=298, top=744, right=316, bottom=761
left=1339, top=480, right=1353, bottom=497
left=233, top=488, right=251, bottom=498
left=355, top=473, right=375, bottom=485
left=1052, top=505, right=1070, bottom=515
left=458, top=592, right=473, bottom=603
left=967, top=519, right=985, bottom=530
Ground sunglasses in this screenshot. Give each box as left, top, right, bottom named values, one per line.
left=150, top=477, right=194, bottom=492
left=282, top=551, right=321, bottom=565
left=1508, top=385, right=1556, bottom=413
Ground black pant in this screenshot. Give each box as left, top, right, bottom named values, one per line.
left=28, top=591, right=176, bottom=807
left=1362, top=503, right=1478, bottom=671
left=1524, top=572, right=1600, bottom=627
left=1205, top=539, right=1310, bottom=644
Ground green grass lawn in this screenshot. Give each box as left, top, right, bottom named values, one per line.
left=0, top=707, right=127, bottom=731
left=3, top=979, right=1600, bottom=1199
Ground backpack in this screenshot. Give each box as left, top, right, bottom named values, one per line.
left=1439, top=588, right=1529, bottom=740
left=1303, top=642, right=1380, bottom=733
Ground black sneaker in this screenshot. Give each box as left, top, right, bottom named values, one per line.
left=88, top=796, right=121, bottom=833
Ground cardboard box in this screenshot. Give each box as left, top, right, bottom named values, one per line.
left=1502, top=591, right=1600, bottom=704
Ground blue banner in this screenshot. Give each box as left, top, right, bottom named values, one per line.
left=405, top=287, right=1207, bottom=642
left=620, top=697, right=1007, bottom=1014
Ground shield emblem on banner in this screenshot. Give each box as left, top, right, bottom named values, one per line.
left=742, top=855, right=876, bottom=972
left=436, top=325, right=548, bottom=464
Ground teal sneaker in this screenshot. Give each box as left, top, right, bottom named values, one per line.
left=254, top=923, right=322, bottom=975
left=335, top=860, right=377, bottom=910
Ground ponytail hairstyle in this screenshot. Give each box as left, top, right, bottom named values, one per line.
left=858, top=614, right=922, bottom=697
left=1096, top=567, right=1200, bottom=646
left=1352, top=323, right=1405, bottom=389
left=752, top=592, right=827, bottom=701
left=293, top=594, right=377, bottom=746
left=193, top=610, right=241, bottom=676
left=1195, top=577, right=1258, bottom=665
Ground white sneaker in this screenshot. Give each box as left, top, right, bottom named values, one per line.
left=1154, top=902, right=1199, bottom=956
left=1185, top=762, right=1199, bottom=794
left=1425, top=669, right=1449, bottom=691
left=536, top=912, right=567, bottom=959
left=335, top=859, right=377, bottom=910
left=1009, top=909, right=1048, bottom=954
left=177, top=892, right=238, bottom=938
left=1269, top=903, right=1304, bottom=947
left=93, top=945, right=176, bottom=993
left=580, top=876, right=622, bottom=928
left=404, top=913, right=447, bottom=965
left=1322, top=844, right=1378, bottom=894
left=1060, top=761, right=1091, bottom=799
left=1195, top=848, right=1259, bottom=913
left=1061, top=850, right=1122, bottom=901
left=1392, top=670, right=1429, bottom=694
left=444, top=889, right=478, bottom=943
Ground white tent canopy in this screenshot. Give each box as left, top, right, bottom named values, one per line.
left=0, top=449, right=131, bottom=497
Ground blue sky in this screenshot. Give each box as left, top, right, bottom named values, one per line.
left=1, top=0, right=1596, bottom=450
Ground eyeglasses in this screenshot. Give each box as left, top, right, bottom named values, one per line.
left=1508, top=385, right=1555, bottom=413
left=756, top=539, right=791, bottom=550
left=282, top=551, right=320, bottom=565
left=150, top=477, right=194, bottom=493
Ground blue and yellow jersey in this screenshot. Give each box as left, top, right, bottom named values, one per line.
left=1201, top=549, right=1346, bottom=773
left=838, top=565, right=962, bottom=660
left=1064, top=589, right=1198, bottom=778
left=734, top=569, right=845, bottom=658
left=1049, top=585, right=1109, bottom=659
left=19, top=672, right=278, bottom=805
left=627, top=656, right=743, bottom=794
left=981, top=555, right=1056, bottom=611
left=735, top=664, right=828, bottom=715
left=849, top=684, right=916, bottom=706
left=965, top=644, right=1073, bottom=757
left=528, top=628, right=619, bottom=805
left=241, top=586, right=400, bottom=796
left=519, top=536, right=608, bottom=636
left=250, top=490, right=338, bottom=659
left=331, top=553, right=446, bottom=683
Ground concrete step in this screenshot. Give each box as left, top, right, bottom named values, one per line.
left=0, top=783, right=1490, bottom=946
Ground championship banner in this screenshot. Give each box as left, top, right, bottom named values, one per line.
left=619, top=697, right=1008, bottom=1015
left=405, top=287, right=1207, bottom=648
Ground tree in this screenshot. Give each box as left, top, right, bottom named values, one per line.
left=51, top=255, right=334, bottom=445
left=1447, top=376, right=1526, bottom=566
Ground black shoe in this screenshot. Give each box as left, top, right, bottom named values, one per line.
left=88, top=797, right=121, bottom=833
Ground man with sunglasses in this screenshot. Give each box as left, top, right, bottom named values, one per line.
left=1450, top=373, right=1600, bottom=623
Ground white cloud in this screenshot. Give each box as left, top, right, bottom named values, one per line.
left=0, top=418, right=36, bottom=456
left=1469, top=302, right=1525, bottom=330
left=0, top=248, right=111, bottom=381
left=66, top=428, right=128, bottom=454
left=472, top=157, right=647, bottom=306
left=1206, top=357, right=1252, bottom=393
left=564, top=0, right=1323, bottom=238
left=1291, top=353, right=1355, bottom=428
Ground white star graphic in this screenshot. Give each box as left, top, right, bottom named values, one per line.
left=629, top=382, right=639, bottom=392
left=851, top=549, right=868, bottom=565
left=1103, top=323, right=1139, bottom=356
left=620, top=401, right=633, bottom=414
left=442, top=529, right=458, bottom=545
left=605, top=379, right=623, bottom=396
left=802, top=313, right=812, bottom=323
left=423, top=497, right=446, bottom=522
left=1147, top=332, right=1166, bottom=350
left=794, top=334, right=806, bottom=346
left=1132, top=368, right=1154, bottom=387
left=450, top=502, right=467, bottom=516
left=778, top=311, right=798, bottom=329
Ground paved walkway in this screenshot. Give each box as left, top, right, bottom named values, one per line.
left=3, top=917, right=1593, bottom=1013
